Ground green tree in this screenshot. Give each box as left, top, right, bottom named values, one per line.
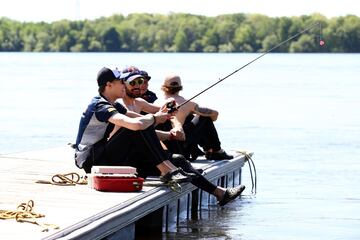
left=261, top=34, right=279, bottom=52
left=234, top=24, right=254, bottom=52
left=1, top=13, right=359, bottom=53
left=289, top=34, right=317, bottom=52
left=0, top=18, right=22, bottom=51
left=102, top=27, right=121, bottom=52
left=34, top=31, right=51, bottom=51
left=341, top=15, right=360, bottom=52
left=202, top=28, right=219, bottom=52
left=173, top=30, right=188, bottom=52
left=154, top=29, right=169, bottom=52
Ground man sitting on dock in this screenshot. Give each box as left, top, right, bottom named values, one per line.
left=157, top=74, right=234, bottom=161
left=74, top=67, right=195, bottom=184
left=117, top=66, right=185, bottom=142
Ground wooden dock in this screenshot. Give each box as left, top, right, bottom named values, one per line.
left=0, top=146, right=250, bottom=240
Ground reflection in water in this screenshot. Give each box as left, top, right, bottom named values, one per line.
left=163, top=198, right=250, bottom=239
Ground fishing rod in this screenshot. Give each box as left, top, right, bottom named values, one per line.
left=168, top=21, right=323, bottom=112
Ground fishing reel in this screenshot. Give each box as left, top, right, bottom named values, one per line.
left=166, top=100, right=177, bottom=113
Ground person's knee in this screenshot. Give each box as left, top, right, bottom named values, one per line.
left=171, top=153, right=197, bottom=172
left=171, top=153, right=187, bottom=165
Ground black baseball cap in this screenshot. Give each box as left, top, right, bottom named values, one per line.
left=97, top=67, right=122, bottom=87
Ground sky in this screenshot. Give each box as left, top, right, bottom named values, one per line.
left=0, top=0, right=359, bottom=22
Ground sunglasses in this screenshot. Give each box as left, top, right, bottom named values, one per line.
left=127, top=78, right=144, bottom=86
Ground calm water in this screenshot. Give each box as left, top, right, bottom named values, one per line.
left=1, top=53, right=359, bottom=239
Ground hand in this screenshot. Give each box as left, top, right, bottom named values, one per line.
left=160, top=99, right=178, bottom=115
left=154, top=111, right=172, bottom=124
left=169, top=128, right=185, bottom=141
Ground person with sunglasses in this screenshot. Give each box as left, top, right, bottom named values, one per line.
left=120, top=66, right=158, bottom=104
left=114, top=68, right=245, bottom=206
left=114, top=69, right=185, bottom=142
left=74, top=67, right=196, bottom=183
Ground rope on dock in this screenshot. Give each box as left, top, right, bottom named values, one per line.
left=0, top=200, right=59, bottom=232
left=35, top=172, right=88, bottom=186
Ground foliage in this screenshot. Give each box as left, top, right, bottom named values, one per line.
left=0, top=13, right=359, bottom=52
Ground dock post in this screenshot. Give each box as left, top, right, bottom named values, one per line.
left=191, top=189, right=199, bottom=220
left=135, top=207, right=164, bottom=238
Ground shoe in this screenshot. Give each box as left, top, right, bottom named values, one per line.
left=160, top=168, right=194, bottom=183
left=205, top=149, right=233, bottom=160
left=190, top=145, right=205, bottom=161
left=218, top=185, right=245, bottom=206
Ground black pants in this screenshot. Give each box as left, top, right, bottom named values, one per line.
left=183, top=115, right=221, bottom=152
left=158, top=115, right=221, bottom=159
left=170, top=154, right=217, bottom=194
left=92, top=126, right=166, bottom=177
left=89, top=126, right=217, bottom=194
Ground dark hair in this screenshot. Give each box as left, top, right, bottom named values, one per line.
left=98, top=84, right=106, bottom=94
left=161, top=85, right=183, bottom=95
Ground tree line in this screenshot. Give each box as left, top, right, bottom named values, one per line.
left=1, top=13, right=359, bottom=53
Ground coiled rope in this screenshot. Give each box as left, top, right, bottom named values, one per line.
left=36, top=172, right=87, bottom=186
left=0, top=200, right=59, bottom=232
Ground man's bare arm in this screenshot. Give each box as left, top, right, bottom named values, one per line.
left=136, top=98, right=160, bottom=114
left=109, top=113, right=155, bottom=131
left=193, top=104, right=218, bottom=121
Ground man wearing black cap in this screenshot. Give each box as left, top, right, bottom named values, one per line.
left=139, top=70, right=158, bottom=104
left=74, top=67, right=194, bottom=183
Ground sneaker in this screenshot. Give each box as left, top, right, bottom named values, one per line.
left=160, top=168, right=194, bottom=183
left=205, top=149, right=233, bottom=160
left=218, top=185, right=245, bottom=206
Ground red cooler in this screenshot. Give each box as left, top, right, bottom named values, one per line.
left=91, top=166, right=144, bottom=192
left=92, top=175, right=144, bottom=192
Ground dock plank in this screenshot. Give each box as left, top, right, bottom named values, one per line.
left=0, top=146, right=151, bottom=239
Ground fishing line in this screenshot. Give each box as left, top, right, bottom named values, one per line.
left=174, top=22, right=323, bottom=110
